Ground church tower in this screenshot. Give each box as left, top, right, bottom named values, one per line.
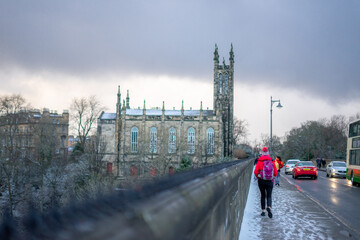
left=213, top=44, right=234, bottom=157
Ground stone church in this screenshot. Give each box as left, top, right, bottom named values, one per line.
left=97, top=45, right=234, bottom=176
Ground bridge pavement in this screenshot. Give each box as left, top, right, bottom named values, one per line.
left=239, top=171, right=358, bottom=240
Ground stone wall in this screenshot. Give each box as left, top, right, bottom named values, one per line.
left=2, top=159, right=254, bottom=239
left=60, top=159, right=253, bottom=240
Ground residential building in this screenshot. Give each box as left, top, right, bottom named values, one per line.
left=0, top=108, right=69, bottom=161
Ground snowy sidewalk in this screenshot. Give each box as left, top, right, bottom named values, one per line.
left=239, top=171, right=357, bottom=240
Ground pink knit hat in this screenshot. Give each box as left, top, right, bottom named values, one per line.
left=262, top=147, right=269, bottom=156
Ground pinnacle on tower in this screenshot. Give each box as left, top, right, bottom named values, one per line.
left=117, top=85, right=121, bottom=114
left=214, top=44, right=219, bottom=62
left=126, top=90, right=130, bottom=109
left=229, top=43, right=234, bottom=63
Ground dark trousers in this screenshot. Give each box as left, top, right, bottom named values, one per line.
left=258, top=179, right=273, bottom=210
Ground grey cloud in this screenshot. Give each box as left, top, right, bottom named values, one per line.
left=0, top=0, right=359, bottom=102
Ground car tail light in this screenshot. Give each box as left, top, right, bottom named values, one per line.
left=286, top=165, right=289, bottom=168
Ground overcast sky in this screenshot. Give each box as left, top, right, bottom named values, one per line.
left=1, top=0, right=360, bottom=142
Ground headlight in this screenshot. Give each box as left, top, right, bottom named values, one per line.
left=332, top=169, right=335, bottom=172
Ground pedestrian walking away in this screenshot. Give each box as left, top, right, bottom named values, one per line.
left=254, top=147, right=278, bottom=218
left=321, top=158, right=326, bottom=168
left=274, top=156, right=284, bottom=186
left=316, top=157, right=321, bottom=169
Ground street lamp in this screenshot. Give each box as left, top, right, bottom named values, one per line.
left=270, top=96, right=283, bottom=158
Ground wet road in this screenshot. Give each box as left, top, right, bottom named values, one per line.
left=283, top=170, right=360, bottom=236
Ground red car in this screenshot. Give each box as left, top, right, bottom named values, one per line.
left=292, top=161, right=318, bottom=180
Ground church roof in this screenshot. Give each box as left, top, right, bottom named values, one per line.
left=99, top=109, right=215, bottom=120
left=99, top=113, right=117, bottom=120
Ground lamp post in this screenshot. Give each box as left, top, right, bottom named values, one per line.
left=270, top=96, right=283, bottom=158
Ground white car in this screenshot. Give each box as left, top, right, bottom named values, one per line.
left=285, top=159, right=301, bottom=175
left=326, top=161, right=347, bottom=178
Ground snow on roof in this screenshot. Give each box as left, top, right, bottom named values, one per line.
left=184, top=110, right=200, bottom=116
left=126, top=109, right=142, bottom=115
left=100, top=113, right=116, bottom=120
left=146, top=109, right=162, bottom=115
left=165, top=110, right=181, bottom=116
left=202, top=110, right=216, bottom=116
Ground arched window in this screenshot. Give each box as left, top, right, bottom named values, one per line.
left=187, top=127, right=195, bottom=154
left=207, top=128, right=215, bottom=155
left=168, top=127, right=176, bottom=153
left=150, top=127, right=157, bottom=153
left=131, top=127, right=138, bottom=153
left=224, top=74, right=228, bottom=94
left=219, top=74, right=222, bottom=94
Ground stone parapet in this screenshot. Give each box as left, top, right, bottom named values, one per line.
left=1, top=159, right=253, bottom=239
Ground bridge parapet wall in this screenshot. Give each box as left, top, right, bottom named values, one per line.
left=1, top=159, right=254, bottom=240
left=136, top=158, right=253, bottom=240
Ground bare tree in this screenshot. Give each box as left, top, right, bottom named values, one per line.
left=349, top=112, right=360, bottom=123
left=62, top=134, right=115, bottom=202
left=282, top=116, right=347, bottom=161
left=233, top=117, right=249, bottom=145
left=30, top=115, right=67, bottom=212
left=70, top=96, right=105, bottom=149
left=0, top=94, right=29, bottom=216
left=259, top=134, right=282, bottom=157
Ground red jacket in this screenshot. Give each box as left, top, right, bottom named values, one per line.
left=275, top=158, right=284, bottom=170
left=254, top=155, right=278, bottom=179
